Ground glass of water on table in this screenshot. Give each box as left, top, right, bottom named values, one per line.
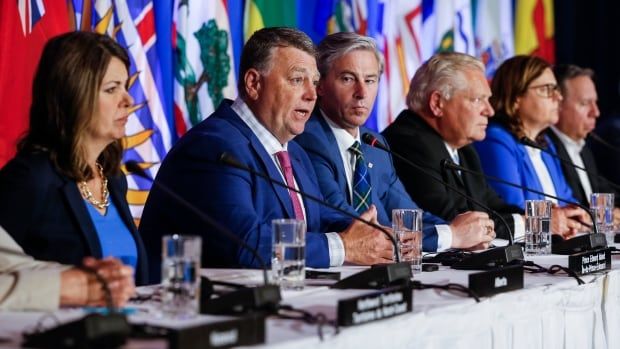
left=392, top=208, right=423, bottom=274
left=161, top=234, right=202, bottom=318
left=272, top=219, right=306, bottom=290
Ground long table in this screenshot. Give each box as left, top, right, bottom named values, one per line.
left=1, top=252, right=619, bottom=348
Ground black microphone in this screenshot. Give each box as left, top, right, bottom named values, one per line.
left=589, top=132, right=620, bottom=154
left=441, top=159, right=608, bottom=254
left=219, top=153, right=413, bottom=289
left=362, top=133, right=524, bottom=270
left=10, top=244, right=131, bottom=348
left=362, top=133, right=513, bottom=242
left=520, top=137, right=620, bottom=192
left=125, top=160, right=281, bottom=315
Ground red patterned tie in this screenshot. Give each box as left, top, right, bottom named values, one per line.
left=275, top=151, right=305, bottom=220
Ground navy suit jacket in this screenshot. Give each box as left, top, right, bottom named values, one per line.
left=474, top=121, right=576, bottom=209
left=294, top=112, right=444, bottom=251
left=139, top=101, right=351, bottom=282
left=0, top=152, right=149, bottom=285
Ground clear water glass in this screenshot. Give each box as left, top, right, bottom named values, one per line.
left=392, top=208, right=423, bottom=274
left=590, top=193, right=614, bottom=243
left=272, top=219, right=306, bottom=290
left=525, top=200, right=552, bottom=255
left=161, top=234, right=202, bottom=319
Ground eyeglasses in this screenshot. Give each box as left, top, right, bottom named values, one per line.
left=528, top=83, right=560, bottom=98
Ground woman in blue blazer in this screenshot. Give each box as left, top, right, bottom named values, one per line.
left=0, top=32, right=148, bottom=284
left=475, top=55, right=588, bottom=237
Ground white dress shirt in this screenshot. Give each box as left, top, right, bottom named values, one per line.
left=525, top=145, right=558, bottom=204
left=232, top=99, right=344, bottom=266
left=550, top=126, right=593, bottom=200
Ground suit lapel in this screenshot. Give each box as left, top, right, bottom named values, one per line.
left=289, top=150, right=319, bottom=226
left=61, top=181, right=103, bottom=258
left=250, top=139, right=296, bottom=218
left=224, top=110, right=296, bottom=218
left=317, top=114, right=352, bottom=203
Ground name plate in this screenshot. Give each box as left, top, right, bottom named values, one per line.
left=134, top=313, right=265, bottom=349
left=568, top=248, right=611, bottom=275
left=468, top=264, right=524, bottom=297
left=337, top=285, right=412, bottom=326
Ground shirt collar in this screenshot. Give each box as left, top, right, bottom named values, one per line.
left=320, top=109, right=361, bottom=153
left=443, top=142, right=459, bottom=161
left=550, top=126, right=585, bottom=152
left=232, top=98, right=287, bottom=155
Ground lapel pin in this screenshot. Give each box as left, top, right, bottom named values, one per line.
left=368, top=162, right=373, bottom=169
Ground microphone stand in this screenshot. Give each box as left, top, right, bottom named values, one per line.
left=361, top=133, right=523, bottom=270
left=125, top=161, right=281, bottom=315
left=219, top=153, right=413, bottom=289
left=219, top=153, right=400, bottom=261
left=589, top=132, right=620, bottom=154
left=442, top=161, right=608, bottom=254
left=521, top=137, right=620, bottom=192
left=12, top=245, right=131, bottom=348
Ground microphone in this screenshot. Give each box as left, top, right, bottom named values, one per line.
left=11, top=245, right=131, bottom=348
left=362, top=133, right=523, bottom=270
left=218, top=153, right=412, bottom=289
left=125, top=160, right=281, bottom=315
left=589, top=132, right=620, bottom=154
left=441, top=159, right=608, bottom=254
left=520, top=137, right=620, bottom=192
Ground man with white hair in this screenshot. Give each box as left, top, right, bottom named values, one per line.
left=382, top=52, right=524, bottom=241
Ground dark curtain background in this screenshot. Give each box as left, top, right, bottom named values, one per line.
left=555, top=0, right=620, bottom=117
left=555, top=0, right=620, bottom=186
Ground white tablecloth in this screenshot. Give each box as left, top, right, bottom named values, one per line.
left=1, top=253, right=619, bottom=349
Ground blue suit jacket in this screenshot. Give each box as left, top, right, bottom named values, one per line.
left=474, top=122, right=576, bottom=209
left=294, top=112, right=446, bottom=251
left=0, top=152, right=149, bottom=285
left=140, top=101, right=351, bottom=282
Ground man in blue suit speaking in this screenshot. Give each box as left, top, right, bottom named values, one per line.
left=294, top=32, right=495, bottom=253
left=140, top=28, right=394, bottom=282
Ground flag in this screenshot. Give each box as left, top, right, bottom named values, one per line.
left=173, top=0, right=237, bottom=135
left=73, top=0, right=173, bottom=223
left=453, top=0, right=474, bottom=56
left=422, top=0, right=474, bottom=56
left=0, top=0, right=70, bottom=167
left=375, top=0, right=423, bottom=131
left=475, top=0, right=514, bottom=79
left=244, top=0, right=297, bottom=41
left=515, top=0, right=555, bottom=63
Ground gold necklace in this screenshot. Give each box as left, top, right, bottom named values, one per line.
left=78, top=163, right=109, bottom=210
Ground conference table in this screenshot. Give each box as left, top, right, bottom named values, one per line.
left=1, top=246, right=620, bottom=349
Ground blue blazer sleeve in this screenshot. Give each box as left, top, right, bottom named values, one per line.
left=474, top=125, right=527, bottom=208
left=140, top=108, right=339, bottom=283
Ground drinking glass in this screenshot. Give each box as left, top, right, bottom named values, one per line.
left=161, top=234, right=202, bottom=318
left=392, top=208, right=423, bottom=274
left=272, top=219, right=306, bottom=290
left=524, top=200, right=552, bottom=255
